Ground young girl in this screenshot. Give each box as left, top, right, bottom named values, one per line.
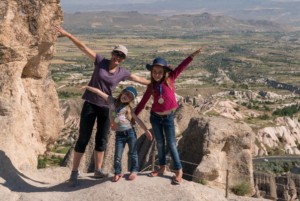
left=134, top=48, right=203, bottom=184
left=83, top=85, right=153, bottom=182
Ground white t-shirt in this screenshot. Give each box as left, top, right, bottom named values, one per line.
left=108, top=96, right=132, bottom=132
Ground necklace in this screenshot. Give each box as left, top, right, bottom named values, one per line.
left=113, top=101, right=124, bottom=123
left=158, top=84, right=164, bottom=104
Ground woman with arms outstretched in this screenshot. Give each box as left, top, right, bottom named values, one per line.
left=55, top=26, right=150, bottom=186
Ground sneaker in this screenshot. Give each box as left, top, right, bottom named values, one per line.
left=94, top=169, right=113, bottom=178
left=68, top=170, right=79, bottom=187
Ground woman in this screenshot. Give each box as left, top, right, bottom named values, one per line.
left=55, top=26, right=150, bottom=187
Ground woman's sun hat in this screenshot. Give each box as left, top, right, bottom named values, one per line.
left=113, top=44, right=128, bottom=57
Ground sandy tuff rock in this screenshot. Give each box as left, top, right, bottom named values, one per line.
left=255, top=116, right=300, bottom=155
left=174, top=104, right=199, bottom=136
left=0, top=146, right=270, bottom=201
left=178, top=116, right=255, bottom=193
left=0, top=0, right=63, bottom=170
left=0, top=161, right=269, bottom=201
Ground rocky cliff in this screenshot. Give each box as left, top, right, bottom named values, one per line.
left=0, top=0, right=63, bottom=170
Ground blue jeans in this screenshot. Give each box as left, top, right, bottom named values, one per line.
left=114, top=128, right=138, bottom=175
left=150, top=111, right=182, bottom=170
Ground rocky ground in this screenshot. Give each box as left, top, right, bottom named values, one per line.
left=0, top=167, right=270, bottom=201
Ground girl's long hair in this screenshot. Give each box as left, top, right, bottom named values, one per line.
left=115, top=90, right=133, bottom=121
left=150, top=68, right=172, bottom=92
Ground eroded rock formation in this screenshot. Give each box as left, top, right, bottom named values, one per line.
left=0, top=0, right=63, bottom=170
left=178, top=116, right=255, bottom=193
left=255, top=117, right=300, bottom=156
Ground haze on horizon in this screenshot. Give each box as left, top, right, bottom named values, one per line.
left=60, top=0, right=300, bottom=26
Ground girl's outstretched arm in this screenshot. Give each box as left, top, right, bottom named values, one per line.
left=131, top=112, right=153, bottom=141
left=55, top=26, right=96, bottom=61
left=134, top=85, right=152, bottom=116
left=170, top=47, right=204, bottom=80
left=81, top=86, right=109, bottom=102
left=190, top=47, right=204, bottom=58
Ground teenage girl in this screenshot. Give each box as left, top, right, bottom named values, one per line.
left=135, top=48, right=203, bottom=184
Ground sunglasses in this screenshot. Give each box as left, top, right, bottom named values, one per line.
left=112, top=51, right=126, bottom=59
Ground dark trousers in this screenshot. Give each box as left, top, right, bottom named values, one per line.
left=74, top=101, right=110, bottom=153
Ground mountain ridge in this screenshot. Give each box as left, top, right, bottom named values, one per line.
left=61, top=0, right=300, bottom=27
left=63, top=11, right=295, bottom=34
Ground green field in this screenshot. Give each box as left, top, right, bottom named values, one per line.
left=51, top=30, right=300, bottom=99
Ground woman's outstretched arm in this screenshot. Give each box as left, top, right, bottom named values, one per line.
left=55, top=26, right=96, bottom=61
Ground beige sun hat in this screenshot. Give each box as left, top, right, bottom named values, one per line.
left=113, top=44, right=128, bottom=57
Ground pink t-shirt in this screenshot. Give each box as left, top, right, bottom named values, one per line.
left=135, top=56, right=193, bottom=115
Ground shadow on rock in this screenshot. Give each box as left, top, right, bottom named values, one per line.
left=0, top=150, right=109, bottom=193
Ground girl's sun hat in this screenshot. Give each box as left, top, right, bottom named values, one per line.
left=125, top=86, right=137, bottom=99
left=146, top=57, right=172, bottom=72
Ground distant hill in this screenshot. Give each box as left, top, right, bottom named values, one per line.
left=63, top=11, right=293, bottom=34
left=61, top=0, right=300, bottom=27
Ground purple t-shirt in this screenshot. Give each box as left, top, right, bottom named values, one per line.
left=82, top=54, right=131, bottom=107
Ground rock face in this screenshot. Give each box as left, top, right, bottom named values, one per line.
left=202, top=90, right=300, bottom=156
left=255, top=117, right=300, bottom=156
left=178, top=116, right=255, bottom=192
left=253, top=172, right=300, bottom=200
left=0, top=0, right=63, bottom=170
left=174, top=103, right=199, bottom=136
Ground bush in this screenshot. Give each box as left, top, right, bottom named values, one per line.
left=37, top=154, right=65, bottom=168
left=58, top=91, right=81, bottom=99
left=198, top=178, right=207, bottom=185
left=239, top=84, right=249, bottom=89
left=297, top=143, right=300, bottom=150
left=253, top=160, right=297, bottom=174
left=258, top=113, right=270, bottom=120
left=37, top=156, right=47, bottom=169
left=56, top=146, right=71, bottom=154
left=263, top=105, right=271, bottom=111
left=231, top=181, right=251, bottom=196
left=272, top=105, right=299, bottom=117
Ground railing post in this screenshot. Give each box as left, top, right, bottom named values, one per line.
left=225, top=169, right=229, bottom=198
left=151, top=140, right=156, bottom=172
